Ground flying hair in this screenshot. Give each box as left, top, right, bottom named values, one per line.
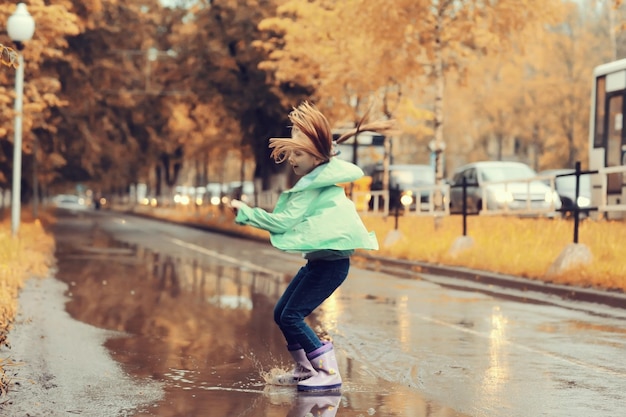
left=269, top=101, right=394, bottom=164
left=334, top=105, right=395, bottom=144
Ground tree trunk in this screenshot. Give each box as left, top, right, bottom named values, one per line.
left=433, top=13, right=445, bottom=186
left=433, top=12, right=446, bottom=215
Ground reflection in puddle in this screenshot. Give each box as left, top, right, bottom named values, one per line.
left=208, top=294, right=254, bottom=309
left=52, top=221, right=472, bottom=416
left=164, top=368, right=196, bottom=388
left=55, top=237, right=296, bottom=415
left=479, top=306, right=510, bottom=410
left=285, top=393, right=342, bottom=417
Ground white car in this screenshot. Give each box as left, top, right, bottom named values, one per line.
left=52, top=194, right=89, bottom=212
left=449, top=161, right=561, bottom=216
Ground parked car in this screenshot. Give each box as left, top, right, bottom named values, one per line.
left=369, top=164, right=439, bottom=210
left=206, top=182, right=228, bottom=206
left=449, top=161, right=561, bottom=215
left=538, top=169, right=592, bottom=217
left=51, top=194, right=89, bottom=212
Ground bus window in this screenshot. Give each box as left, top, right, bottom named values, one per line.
left=607, top=94, right=624, bottom=194
left=594, top=76, right=606, bottom=148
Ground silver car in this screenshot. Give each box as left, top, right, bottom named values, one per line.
left=51, top=194, right=90, bottom=212
left=449, top=161, right=561, bottom=215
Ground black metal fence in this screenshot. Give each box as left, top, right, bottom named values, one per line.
left=449, top=161, right=598, bottom=244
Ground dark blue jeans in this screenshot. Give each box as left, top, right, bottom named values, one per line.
left=274, top=258, right=350, bottom=353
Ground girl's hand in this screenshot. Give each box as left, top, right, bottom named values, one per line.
left=230, top=199, right=244, bottom=214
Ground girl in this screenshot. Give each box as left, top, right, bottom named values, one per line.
left=230, top=102, right=392, bottom=392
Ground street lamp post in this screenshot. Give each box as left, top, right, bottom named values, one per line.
left=7, top=3, right=35, bottom=236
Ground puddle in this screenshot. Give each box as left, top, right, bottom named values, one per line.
left=42, top=213, right=626, bottom=417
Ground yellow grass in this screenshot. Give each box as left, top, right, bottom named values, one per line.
left=0, top=213, right=55, bottom=396
left=362, top=215, right=626, bottom=292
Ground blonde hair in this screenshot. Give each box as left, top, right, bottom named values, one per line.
left=269, top=101, right=394, bottom=164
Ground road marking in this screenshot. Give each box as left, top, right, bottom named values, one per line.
left=170, top=238, right=282, bottom=277
left=416, top=314, right=626, bottom=377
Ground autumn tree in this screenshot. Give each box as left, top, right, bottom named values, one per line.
left=170, top=0, right=310, bottom=191
left=1, top=0, right=621, bottom=203
left=0, top=0, right=188, bottom=201
left=0, top=0, right=80, bottom=201
left=256, top=0, right=426, bottom=163
left=258, top=0, right=566, bottom=183
left=52, top=1, right=176, bottom=197
left=520, top=1, right=614, bottom=170
left=399, top=0, right=566, bottom=184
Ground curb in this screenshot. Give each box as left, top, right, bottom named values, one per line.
left=355, top=253, right=626, bottom=310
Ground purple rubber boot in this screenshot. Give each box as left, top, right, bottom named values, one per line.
left=286, top=393, right=342, bottom=417
left=297, top=342, right=342, bottom=392
left=275, top=344, right=317, bottom=386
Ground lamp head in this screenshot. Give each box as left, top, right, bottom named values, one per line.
left=7, top=3, right=35, bottom=47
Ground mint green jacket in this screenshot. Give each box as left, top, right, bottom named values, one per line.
left=234, top=157, right=379, bottom=253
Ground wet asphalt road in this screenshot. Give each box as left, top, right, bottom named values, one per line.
left=6, top=209, right=626, bottom=416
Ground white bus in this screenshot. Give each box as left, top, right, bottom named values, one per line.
left=589, top=58, right=626, bottom=219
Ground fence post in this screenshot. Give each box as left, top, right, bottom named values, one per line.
left=573, top=161, right=581, bottom=244
left=394, top=184, right=400, bottom=230
left=462, top=176, right=468, bottom=236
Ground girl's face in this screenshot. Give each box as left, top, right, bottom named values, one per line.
left=288, top=149, right=323, bottom=176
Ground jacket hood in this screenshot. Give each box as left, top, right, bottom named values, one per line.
left=289, top=158, right=363, bottom=192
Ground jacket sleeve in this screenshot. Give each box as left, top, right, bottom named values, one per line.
left=235, top=189, right=321, bottom=233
